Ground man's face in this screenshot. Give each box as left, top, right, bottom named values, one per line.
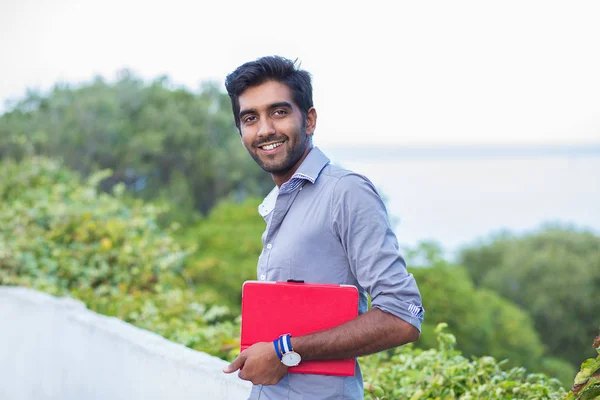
left=238, top=80, right=314, bottom=176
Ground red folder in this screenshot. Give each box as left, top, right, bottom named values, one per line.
left=240, top=280, right=359, bottom=376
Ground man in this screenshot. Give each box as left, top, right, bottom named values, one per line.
left=222, top=56, right=424, bottom=399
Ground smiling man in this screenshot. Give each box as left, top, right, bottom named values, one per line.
left=223, top=56, right=424, bottom=400
left=236, top=79, right=314, bottom=187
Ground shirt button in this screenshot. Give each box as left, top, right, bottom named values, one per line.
left=260, top=274, right=266, bottom=281
left=266, top=243, right=272, bottom=249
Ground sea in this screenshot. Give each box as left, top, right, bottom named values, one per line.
left=320, top=144, right=600, bottom=260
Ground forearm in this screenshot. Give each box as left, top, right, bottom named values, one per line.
left=291, top=308, right=419, bottom=361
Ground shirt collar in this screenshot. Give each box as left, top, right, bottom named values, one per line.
left=289, top=146, right=330, bottom=184
left=258, top=147, right=330, bottom=217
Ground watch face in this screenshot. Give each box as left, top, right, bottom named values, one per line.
left=282, top=351, right=301, bottom=367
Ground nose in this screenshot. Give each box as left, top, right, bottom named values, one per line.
left=257, top=117, right=276, bottom=137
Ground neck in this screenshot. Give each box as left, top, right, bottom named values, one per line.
left=272, top=146, right=313, bottom=187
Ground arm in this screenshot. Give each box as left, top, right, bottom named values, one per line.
left=223, top=308, right=418, bottom=385
left=224, top=174, right=423, bottom=384
left=292, top=307, right=419, bottom=361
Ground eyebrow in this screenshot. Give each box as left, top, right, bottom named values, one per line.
left=239, top=101, right=294, bottom=120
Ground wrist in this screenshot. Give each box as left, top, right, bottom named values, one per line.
left=273, top=337, right=283, bottom=360
left=273, top=333, right=301, bottom=367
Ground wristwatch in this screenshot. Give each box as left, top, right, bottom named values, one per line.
left=273, top=333, right=301, bottom=367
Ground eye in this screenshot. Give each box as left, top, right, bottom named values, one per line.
left=273, top=109, right=288, bottom=117
left=243, top=115, right=257, bottom=124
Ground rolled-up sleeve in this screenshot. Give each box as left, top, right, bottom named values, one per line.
left=331, top=173, right=424, bottom=331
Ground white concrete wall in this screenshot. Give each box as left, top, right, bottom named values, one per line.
left=0, top=286, right=251, bottom=400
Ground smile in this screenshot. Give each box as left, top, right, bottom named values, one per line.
left=260, top=141, right=285, bottom=151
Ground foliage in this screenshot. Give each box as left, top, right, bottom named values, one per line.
left=538, top=357, right=582, bottom=394
left=459, top=226, right=600, bottom=367
left=405, top=245, right=542, bottom=364
left=0, top=156, right=239, bottom=359
left=0, top=72, right=273, bottom=216
left=176, top=197, right=265, bottom=310
left=413, top=263, right=545, bottom=369
left=1, top=157, right=572, bottom=397
left=361, top=323, right=567, bottom=399
left=565, top=334, right=600, bottom=400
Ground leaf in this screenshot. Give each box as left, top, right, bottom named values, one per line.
left=579, top=383, right=600, bottom=400
left=574, top=359, right=600, bottom=385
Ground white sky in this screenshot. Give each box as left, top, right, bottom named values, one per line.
left=1, top=0, right=599, bottom=146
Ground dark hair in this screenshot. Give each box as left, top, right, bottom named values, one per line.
left=225, top=56, right=313, bottom=131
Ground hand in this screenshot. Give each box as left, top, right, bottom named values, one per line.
left=222, top=341, right=288, bottom=386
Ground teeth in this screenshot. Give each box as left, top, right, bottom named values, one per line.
left=262, top=142, right=284, bottom=150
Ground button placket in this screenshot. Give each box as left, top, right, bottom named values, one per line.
left=261, top=188, right=302, bottom=284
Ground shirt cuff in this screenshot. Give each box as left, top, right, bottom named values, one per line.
left=372, top=302, right=424, bottom=332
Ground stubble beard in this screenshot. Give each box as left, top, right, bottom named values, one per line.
left=249, top=125, right=309, bottom=175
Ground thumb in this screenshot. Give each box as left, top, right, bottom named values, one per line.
left=223, top=354, right=245, bottom=374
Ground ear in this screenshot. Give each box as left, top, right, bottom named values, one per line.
left=305, top=107, right=317, bottom=137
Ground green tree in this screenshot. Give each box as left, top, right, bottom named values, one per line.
left=408, top=257, right=542, bottom=369
left=459, top=226, right=600, bottom=367
left=0, top=71, right=273, bottom=217
left=406, top=242, right=575, bottom=386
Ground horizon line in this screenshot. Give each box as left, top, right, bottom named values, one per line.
left=322, top=142, right=600, bottom=160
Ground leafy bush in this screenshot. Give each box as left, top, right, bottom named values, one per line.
left=361, top=323, right=566, bottom=399
left=0, top=156, right=238, bottom=359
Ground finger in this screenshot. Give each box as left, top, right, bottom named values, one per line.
left=238, top=369, right=249, bottom=381
left=222, top=354, right=245, bottom=373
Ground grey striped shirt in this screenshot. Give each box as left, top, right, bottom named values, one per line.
left=250, top=147, right=424, bottom=400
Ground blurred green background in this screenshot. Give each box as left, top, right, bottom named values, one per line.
left=1, top=76, right=599, bottom=399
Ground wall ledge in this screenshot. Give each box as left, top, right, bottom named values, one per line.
left=0, top=286, right=251, bottom=400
